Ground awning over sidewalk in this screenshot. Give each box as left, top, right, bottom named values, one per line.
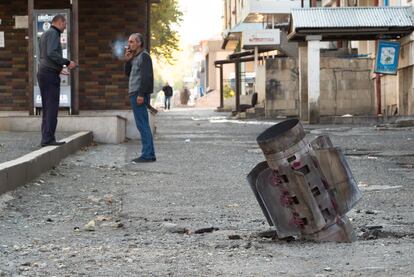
left=288, top=7, right=414, bottom=41
left=222, top=23, right=264, bottom=50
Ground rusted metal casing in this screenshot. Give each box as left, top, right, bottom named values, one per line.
left=247, top=119, right=362, bottom=242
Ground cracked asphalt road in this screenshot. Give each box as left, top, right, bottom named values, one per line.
left=0, top=108, right=413, bottom=276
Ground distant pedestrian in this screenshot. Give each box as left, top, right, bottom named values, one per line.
left=37, top=14, right=77, bottom=147
left=180, top=86, right=190, bottom=105
left=124, top=33, right=156, bottom=163
left=162, top=82, right=173, bottom=110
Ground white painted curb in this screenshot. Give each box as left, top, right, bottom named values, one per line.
left=0, top=131, right=93, bottom=195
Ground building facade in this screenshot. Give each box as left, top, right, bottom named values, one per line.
left=0, top=0, right=149, bottom=114
left=221, top=0, right=414, bottom=120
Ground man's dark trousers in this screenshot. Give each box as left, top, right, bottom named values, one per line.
left=37, top=70, right=60, bottom=145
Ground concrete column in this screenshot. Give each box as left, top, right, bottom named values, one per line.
left=298, top=42, right=308, bottom=121
left=254, top=46, right=258, bottom=73
left=256, top=64, right=266, bottom=104
left=72, top=0, right=79, bottom=115
left=307, top=36, right=322, bottom=124
left=145, top=0, right=151, bottom=51
left=28, top=0, right=34, bottom=115
left=410, top=68, right=414, bottom=115
left=219, top=65, right=224, bottom=108
left=235, top=61, right=241, bottom=111
left=397, top=35, right=414, bottom=116
left=398, top=66, right=414, bottom=116
left=241, top=62, right=246, bottom=96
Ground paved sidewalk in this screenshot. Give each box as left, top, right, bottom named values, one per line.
left=0, top=131, right=74, bottom=163
left=0, top=108, right=413, bottom=276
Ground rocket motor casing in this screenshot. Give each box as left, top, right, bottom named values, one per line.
left=248, top=119, right=362, bottom=242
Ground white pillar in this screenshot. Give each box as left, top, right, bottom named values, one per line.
left=298, top=42, right=308, bottom=122
left=241, top=62, right=246, bottom=96
left=307, top=35, right=322, bottom=124
left=254, top=46, right=258, bottom=73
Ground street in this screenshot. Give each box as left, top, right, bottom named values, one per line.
left=0, top=108, right=413, bottom=276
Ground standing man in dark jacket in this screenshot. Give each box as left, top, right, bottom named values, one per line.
left=125, top=33, right=156, bottom=163
left=162, top=82, right=173, bottom=110
left=37, top=14, right=76, bottom=146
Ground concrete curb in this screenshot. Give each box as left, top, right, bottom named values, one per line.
left=319, top=116, right=383, bottom=125
left=0, top=131, right=93, bottom=195
left=319, top=116, right=414, bottom=126
left=0, top=116, right=125, bottom=144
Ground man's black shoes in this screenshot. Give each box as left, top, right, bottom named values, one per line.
left=41, top=141, right=66, bottom=147
left=131, top=157, right=156, bottom=163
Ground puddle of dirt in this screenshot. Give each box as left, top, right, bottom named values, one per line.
left=359, top=228, right=414, bottom=240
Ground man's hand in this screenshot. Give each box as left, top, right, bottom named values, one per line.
left=68, top=61, right=77, bottom=69
left=136, top=96, right=144, bottom=106
left=125, top=48, right=134, bottom=61
left=60, top=68, right=69, bottom=75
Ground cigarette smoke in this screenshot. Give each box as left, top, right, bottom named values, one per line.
left=111, top=38, right=127, bottom=60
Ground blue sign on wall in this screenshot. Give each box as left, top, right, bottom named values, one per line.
left=374, top=40, right=400, bottom=75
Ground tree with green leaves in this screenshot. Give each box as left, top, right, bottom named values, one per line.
left=151, top=0, right=183, bottom=64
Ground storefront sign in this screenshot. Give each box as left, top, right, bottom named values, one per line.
left=375, top=40, right=400, bottom=75
left=242, top=29, right=280, bottom=47
left=0, top=32, right=4, bottom=48
left=14, top=15, right=28, bottom=29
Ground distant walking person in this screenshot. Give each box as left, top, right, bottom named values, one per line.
left=162, top=82, right=173, bottom=110
left=124, top=33, right=156, bottom=163
left=37, top=14, right=76, bottom=147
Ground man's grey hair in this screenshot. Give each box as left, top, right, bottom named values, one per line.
left=52, top=14, right=66, bottom=23
left=131, top=33, right=145, bottom=48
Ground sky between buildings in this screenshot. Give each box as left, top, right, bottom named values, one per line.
left=177, top=0, right=224, bottom=45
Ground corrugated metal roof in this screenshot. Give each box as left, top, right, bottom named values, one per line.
left=291, top=7, right=414, bottom=29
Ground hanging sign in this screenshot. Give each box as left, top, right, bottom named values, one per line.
left=374, top=40, right=400, bottom=75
